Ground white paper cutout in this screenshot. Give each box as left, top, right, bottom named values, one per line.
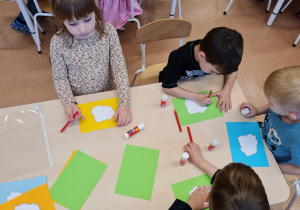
left=189, top=186, right=198, bottom=195
left=238, top=134, right=258, bottom=156
left=91, top=106, right=115, bottom=123
left=7, top=191, right=22, bottom=201
left=184, top=100, right=207, bottom=114
left=14, top=203, right=40, bottom=210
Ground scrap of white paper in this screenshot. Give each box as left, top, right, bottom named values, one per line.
left=238, top=134, right=258, bottom=156
left=14, top=203, right=41, bottom=210
left=7, top=191, right=22, bottom=201
left=91, top=106, right=115, bottom=123
left=184, top=100, right=207, bottom=114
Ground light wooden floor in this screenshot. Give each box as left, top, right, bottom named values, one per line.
left=0, top=0, right=300, bottom=209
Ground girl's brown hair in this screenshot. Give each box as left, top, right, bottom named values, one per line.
left=210, top=163, right=270, bottom=210
left=51, top=0, right=105, bottom=45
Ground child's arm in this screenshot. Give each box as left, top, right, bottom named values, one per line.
left=240, top=103, right=270, bottom=118
left=211, top=71, right=237, bottom=113
left=163, top=86, right=213, bottom=106
left=184, top=142, right=218, bottom=177
left=108, top=24, right=132, bottom=126
left=50, top=36, right=83, bottom=121
left=278, top=163, right=300, bottom=175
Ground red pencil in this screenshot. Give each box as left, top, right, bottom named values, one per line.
left=174, top=109, right=182, bottom=132
left=187, top=126, right=193, bottom=143
left=208, top=90, right=212, bottom=98
left=60, top=110, right=79, bottom=133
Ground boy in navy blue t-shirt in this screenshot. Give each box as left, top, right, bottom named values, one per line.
left=159, top=27, right=244, bottom=113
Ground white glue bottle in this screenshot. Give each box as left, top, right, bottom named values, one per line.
left=179, top=152, right=189, bottom=166
left=208, top=139, right=218, bottom=151
left=160, top=94, right=168, bottom=108
left=123, top=123, right=145, bottom=139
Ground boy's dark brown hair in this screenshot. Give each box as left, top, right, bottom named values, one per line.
left=200, top=27, right=244, bottom=75
left=210, top=163, right=270, bottom=210
left=51, top=0, right=105, bottom=46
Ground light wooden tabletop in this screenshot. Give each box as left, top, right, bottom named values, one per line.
left=0, top=74, right=289, bottom=209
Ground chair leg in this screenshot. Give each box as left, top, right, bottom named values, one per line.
left=293, top=34, right=300, bottom=47
left=267, top=0, right=272, bottom=13
left=131, top=69, right=143, bottom=87
left=280, top=0, right=292, bottom=13
left=33, top=13, right=54, bottom=54
left=286, top=182, right=300, bottom=210
left=224, top=0, right=234, bottom=15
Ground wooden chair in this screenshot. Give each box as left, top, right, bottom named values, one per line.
left=33, top=0, right=53, bottom=54
left=130, top=19, right=192, bottom=87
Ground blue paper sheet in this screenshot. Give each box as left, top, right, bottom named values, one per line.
left=226, top=122, right=269, bottom=167
left=0, top=175, right=46, bottom=204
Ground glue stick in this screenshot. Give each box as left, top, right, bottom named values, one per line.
left=160, top=94, right=168, bottom=108
left=123, top=123, right=145, bottom=139
left=208, top=139, right=218, bottom=151
left=179, top=152, right=189, bottom=166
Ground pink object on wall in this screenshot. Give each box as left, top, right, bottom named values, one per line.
left=98, top=0, right=143, bottom=29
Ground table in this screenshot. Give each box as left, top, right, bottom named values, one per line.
left=0, top=75, right=290, bottom=209
left=267, top=0, right=285, bottom=26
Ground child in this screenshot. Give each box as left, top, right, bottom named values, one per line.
left=169, top=142, right=270, bottom=210
left=159, top=27, right=244, bottom=113
left=241, top=66, right=300, bottom=175
left=50, top=0, right=132, bottom=127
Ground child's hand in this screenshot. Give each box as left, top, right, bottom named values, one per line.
left=212, top=89, right=232, bottom=113
left=240, top=102, right=258, bottom=118
left=114, top=106, right=132, bottom=127
left=195, top=93, right=213, bottom=106
left=65, top=103, right=84, bottom=122
left=184, top=142, right=204, bottom=168
left=187, top=186, right=210, bottom=210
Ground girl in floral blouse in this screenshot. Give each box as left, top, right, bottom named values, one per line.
left=50, top=0, right=132, bottom=126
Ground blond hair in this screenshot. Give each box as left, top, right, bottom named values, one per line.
left=264, top=66, right=300, bottom=111
left=210, top=163, right=269, bottom=210
left=51, top=0, right=105, bottom=47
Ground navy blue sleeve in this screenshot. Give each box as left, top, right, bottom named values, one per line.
left=161, top=51, right=186, bottom=88
left=169, top=199, right=192, bottom=210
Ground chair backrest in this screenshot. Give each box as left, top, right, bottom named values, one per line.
left=136, top=19, right=192, bottom=44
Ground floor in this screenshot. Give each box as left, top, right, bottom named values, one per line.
left=0, top=0, right=300, bottom=209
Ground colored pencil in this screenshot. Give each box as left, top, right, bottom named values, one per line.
left=208, top=90, right=212, bottom=98
left=187, top=126, right=193, bottom=143
left=60, top=111, right=79, bottom=133
left=174, top=109, right=182, bottom=132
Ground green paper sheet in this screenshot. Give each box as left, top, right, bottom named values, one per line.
left=50, top=150, right=107, bottom=210
left=114, top=144, right=160, bottom=200
left=172, top=91, right=224, bottom=126
left=171, top=174, right=212, bottom=202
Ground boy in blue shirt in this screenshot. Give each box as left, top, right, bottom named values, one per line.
left=159, top=27, right=244, bottom=113
left=241, top=66, right=300, bottom=175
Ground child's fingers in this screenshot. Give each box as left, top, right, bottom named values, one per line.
left=114, top=112, right=119, bottom=122
left=198, top=186, right=210, bottom=197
